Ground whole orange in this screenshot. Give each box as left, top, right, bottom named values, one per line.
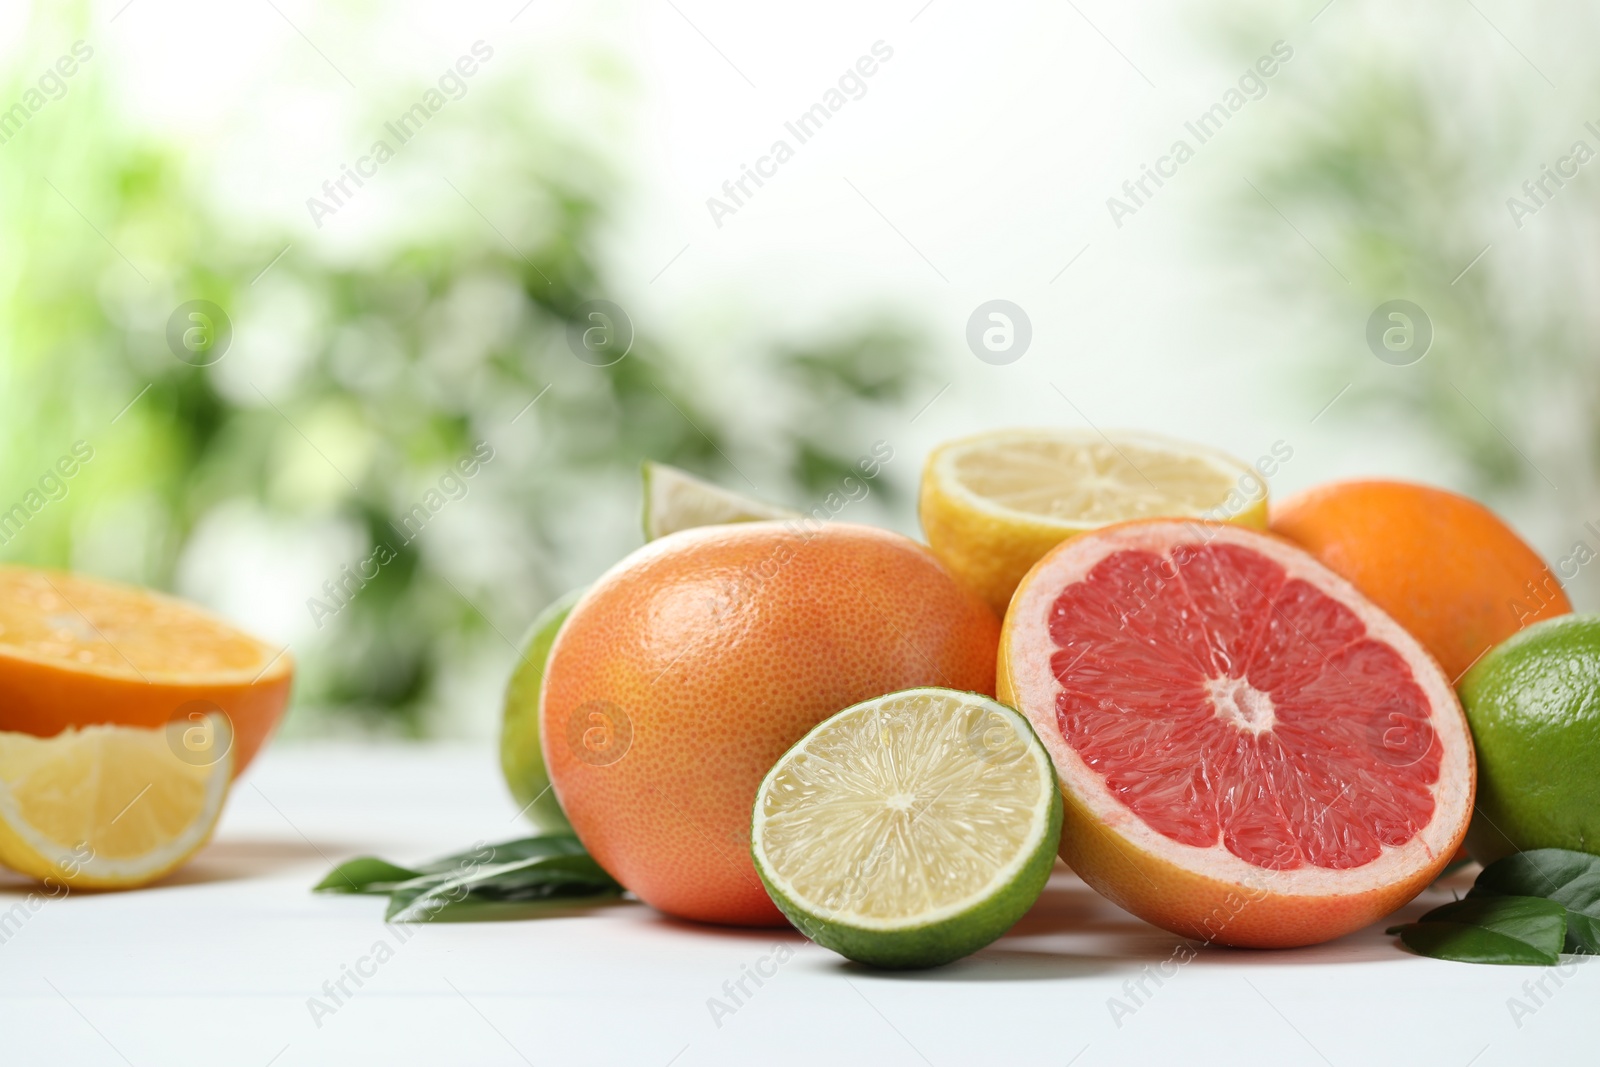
left=540, top=521, right=1000, bottom=926
left=1271, top=480, right=1569, bottom=682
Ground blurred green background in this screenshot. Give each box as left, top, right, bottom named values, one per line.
left=0, top=0, right=923, bottom=738
left=3, top=0, right=1595, bottom=739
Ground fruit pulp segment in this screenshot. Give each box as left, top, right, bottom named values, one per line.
left=758, top=692, right=1046, bottom=924
left=0, top=726, right=216, bottom=860
left=953, top=439, right=1239, bottom=524
left=1048, top=542, right=1439, bottom=871
left=0, top=568, right=268, bottom=676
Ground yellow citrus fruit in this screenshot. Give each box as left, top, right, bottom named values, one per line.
left=920, top=429, right=1272, bottom=614
left=0, top=715, right=232, bottom=888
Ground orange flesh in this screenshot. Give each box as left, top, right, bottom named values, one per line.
left=0, top=567, right=291, bottom=773
left=0, top=569, right=269, bottom=680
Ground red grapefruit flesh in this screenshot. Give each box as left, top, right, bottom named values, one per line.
left=998, top=520, right=1474, bottom=948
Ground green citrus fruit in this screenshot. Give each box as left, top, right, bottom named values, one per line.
left=641, top=461, right=798, bottom=540
left=499, top=588, right=585, bottom=832
left=751, top=687, right=1061, bottom=968
left=1460, top=613, right=1600, bottom=863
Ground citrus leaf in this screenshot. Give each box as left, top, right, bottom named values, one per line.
left=315, top=834, right=624, bottom=922
left=1468, top=848, right=1600, bottom=954
left=388, top=879, right=622, bottom=922
left=1568, top=913, right=1600, bottom=955
left=1392, top=896, right=1566, bottom=965
left=314, top=857, right=423, bottom=894
left=411, top=834, right=589, bottom=875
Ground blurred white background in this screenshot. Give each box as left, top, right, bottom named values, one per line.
left=3, top=0, right=1595, bottom=737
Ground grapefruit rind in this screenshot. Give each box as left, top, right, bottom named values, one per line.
left=751, top=688, right=1062, bottom=968
left=541, top=522, right=1002, bottom=926
left=998, top=520, right=1474, bottom=948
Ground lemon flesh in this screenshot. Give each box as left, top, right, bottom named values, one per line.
left=0, top=718, right=231, bottom=888
left=920, top=428, right=1269, bottom=613
left=752, top=688, right=1061, bottom=968
left=642, top=461, right=799, bottom=541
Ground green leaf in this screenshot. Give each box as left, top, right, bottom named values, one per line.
left=314, top=834, right=626, bottom=923
left=388, top=879, right=622, bottom=922
left=1468, top=848, right=1600, bottom=954
left=411, top=835, right=591, bottom=875
left=1392, top=896, right=1567, bottom=965
left=1568, top=912, right=1600, bottom=955
left=385, top=852, right=623, bottom=922
left=314, top=857, right=424, bottom=894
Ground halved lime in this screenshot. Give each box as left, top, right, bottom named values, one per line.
left=642, top=461, right=799, bottom=540
left=499, top=588, right=585, bottom=832
left=751, top=688, right=1062, bottom=968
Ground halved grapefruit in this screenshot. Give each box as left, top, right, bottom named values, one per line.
left=998, top=519, right=1474, bottom=948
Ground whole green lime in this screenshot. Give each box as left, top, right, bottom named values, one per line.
left=499, top=588, right=585, bottom=832
left=1460, top=613, right=1600, bottom=864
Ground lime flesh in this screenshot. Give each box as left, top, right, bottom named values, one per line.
left=642, top=461, right=799, bottom=540
left=499, top=588, right=584, bottom=832
left=751, top=688, right=1061, bottom=969
left=1460, top=613, right=1600, bottom=863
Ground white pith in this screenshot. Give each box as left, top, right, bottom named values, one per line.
left=930, top=428, right=1258, bottom=529
left=1004, top=522, right=1473, bottom=897
left=1209, top=677, right=1277, bottom=735
left=751, top=688, right=1056, bottom=931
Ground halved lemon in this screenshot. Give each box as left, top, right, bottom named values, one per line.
left=0, top=716, right=232, bottom=888
left=642, top=461, right=799, bottom=541
left=751, top=688, right=1061, bottom=969
left=919, top=428, right=1270, bottom=613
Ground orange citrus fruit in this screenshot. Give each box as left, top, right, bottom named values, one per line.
left=540, top=522, right=1000, bottom=926
left=999, top=520, right=1474, bottom=948
left=0, top=566, right=292, bottom=774
left=1271, top=480, right=1570, bottom=682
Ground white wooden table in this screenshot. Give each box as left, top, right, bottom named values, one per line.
left=0, top=743, right=1587, bottom=1066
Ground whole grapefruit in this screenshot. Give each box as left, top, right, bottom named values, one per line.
left=1271, top=480, right=1569, bottom=682
left=1000, top=520, right=1474, bottom=948
left=541, top=521, right=1000, bottom=926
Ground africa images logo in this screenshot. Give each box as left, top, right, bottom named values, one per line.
left=305, top=41, right=495, bottom=228
left=705, top=41, right=894, bottom=228
left=1104, top=40, right=1293, bottom=229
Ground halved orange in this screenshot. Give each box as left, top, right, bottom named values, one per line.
left=0, top=566, right=292, bottom=773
